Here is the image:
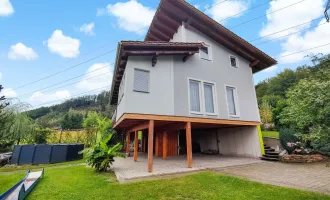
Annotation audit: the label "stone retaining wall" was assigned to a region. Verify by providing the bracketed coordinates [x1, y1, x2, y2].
[280, 154, 330, 163]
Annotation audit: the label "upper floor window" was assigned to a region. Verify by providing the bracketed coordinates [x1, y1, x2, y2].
[133, 69, 150, 93]
[118, 73, 125, 103]
[200, 43, 212, 61]
[229, 55, 238, 68]
[225, 86, 239, 117]
[189, 80, 202, 114]
[189, 78, 217, 115]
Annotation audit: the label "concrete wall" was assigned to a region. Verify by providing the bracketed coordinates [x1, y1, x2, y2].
[193, 126, 262, 158]
[173, 24, 260, 122]
[116, 56, 175, 118]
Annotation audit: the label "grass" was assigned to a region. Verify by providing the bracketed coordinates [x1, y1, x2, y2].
[0, 159, 85, 173]
[262, 131, 279, 139]
[0, 164, 329, 200]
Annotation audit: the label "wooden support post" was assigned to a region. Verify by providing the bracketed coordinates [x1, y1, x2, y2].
[141, 132, 144, 152]
[163, 131, 167, 159]
[148, 120, 154, 172]
[186, 122, 192, 168]
[134, 130, 138, 162]
[126, 132, 131, 155]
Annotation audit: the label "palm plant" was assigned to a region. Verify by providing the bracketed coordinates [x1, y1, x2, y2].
[81, 132, 125, 172]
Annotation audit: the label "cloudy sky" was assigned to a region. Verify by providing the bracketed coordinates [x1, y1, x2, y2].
[0, 0, 329, 107]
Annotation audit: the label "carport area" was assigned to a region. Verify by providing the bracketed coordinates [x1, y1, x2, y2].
[114, 113, 264, 174]
[113, 153, 264, 182]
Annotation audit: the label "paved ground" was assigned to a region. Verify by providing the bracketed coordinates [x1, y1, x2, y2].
[218, 162, 330, 195]
[112, 153, 264, 182]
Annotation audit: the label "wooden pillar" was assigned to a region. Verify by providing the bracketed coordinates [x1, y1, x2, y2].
[148, 120, 154, 172]
[126, 132, 131, 155]
[134, 130, 138, 161]
[186, 122, 192, 168]
[155, 132, 159, 157]
[163, 131, 167, 159]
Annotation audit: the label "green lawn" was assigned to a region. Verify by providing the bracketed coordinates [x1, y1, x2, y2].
[0, 159, 85, 173]
[0, 164, 329, 200]
[262, 131, 279, 139]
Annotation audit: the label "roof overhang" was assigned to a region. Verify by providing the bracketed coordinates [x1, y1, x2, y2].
[110, 41, 203, 105]
[145, 0, 277, 72]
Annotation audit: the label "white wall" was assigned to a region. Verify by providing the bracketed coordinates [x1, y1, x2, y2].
[122, 56, 175, 116]
[193, 126, 262, 158]
[173, 23, 260, 122]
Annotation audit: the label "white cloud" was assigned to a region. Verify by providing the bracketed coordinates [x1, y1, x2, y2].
[0, 88, 17, 98]
[260, 0, 325, 39]
[29, 90, 70, 105]
[263, 65, 278, 72]
[207, 0, 248, 23]
[76, 63, 113, 91]
[45, 30, 80, 58]
[194, 4, 200, 9]
[278, 19, 330, 63]
[79, 22, 95, 36]
[8, 43, 38, 60]
[106, 0, 155, 34]
[0, 0, 14, 16]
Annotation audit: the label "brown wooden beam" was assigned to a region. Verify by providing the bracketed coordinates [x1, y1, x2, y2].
[163, 131, 167, 160]
[153, 20, 177, 36]
[124, 50, 198, 56]
[134, 130, 138, 162]
[147, 34, 162, 41]
[186, 122, 192, 168]
[126, 132, 130, 155]
[148, 120, 154, 172]
[250, 60, 260, 67]
[150, 28, 171, 41]
[157, 12, 181, 28]
[127, 121, 150, 133]
[156, 122, 186, 132]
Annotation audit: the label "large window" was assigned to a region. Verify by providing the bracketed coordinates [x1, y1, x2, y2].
[200, 43, 212, 61]
[189, 80, 202, 113]
[203, 83, 215, 114]
[133, 69, 150, 93]
[189, 79, 217, 115]
[226, 86, 239, 117]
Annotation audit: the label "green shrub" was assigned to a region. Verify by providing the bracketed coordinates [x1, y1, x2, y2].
[80, 133, 125, 172]
[279, 128, 298, 154]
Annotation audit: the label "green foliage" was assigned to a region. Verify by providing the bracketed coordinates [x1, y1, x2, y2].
[259, 99, 273, 124]
[60, 108, 84, 130]
[35, 111, 63, 128]
[279, 128, 298, 154]
[81, 133, 124, 172]
[34, 128, 53, 144]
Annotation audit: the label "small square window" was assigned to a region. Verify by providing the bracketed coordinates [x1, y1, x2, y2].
[230, 55, 238, 68]
[133, 69, 150, 93]
[200, 43, 212, 61]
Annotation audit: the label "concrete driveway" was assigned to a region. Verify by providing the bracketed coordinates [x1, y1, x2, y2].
[218, 162, 330, 195]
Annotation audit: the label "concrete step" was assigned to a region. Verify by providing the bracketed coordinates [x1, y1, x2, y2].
[265, 148, 275, 152]
[263, 154, 279, 158]
[260, 156, 280, 161]
[265, 151, 280, 155]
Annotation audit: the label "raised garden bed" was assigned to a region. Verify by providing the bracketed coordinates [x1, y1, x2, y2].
[280, 154, 330, 163]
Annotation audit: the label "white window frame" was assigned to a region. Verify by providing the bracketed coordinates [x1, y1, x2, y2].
[187, 79, 203, 115]
[187, 78, 218, 116]
[224, 85, 240, 118]
[133, 68, 150, 93]
[199, 42, 212, 61]
[203, 81, 218, 116]
[118, 73, 125, 104]
[229, 54, 239, 68]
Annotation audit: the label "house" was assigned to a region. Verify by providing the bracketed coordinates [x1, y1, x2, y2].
[110, 0, 277, 172]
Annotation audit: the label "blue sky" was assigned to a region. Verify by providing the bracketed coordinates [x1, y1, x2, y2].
[0, 0, 329, 107]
